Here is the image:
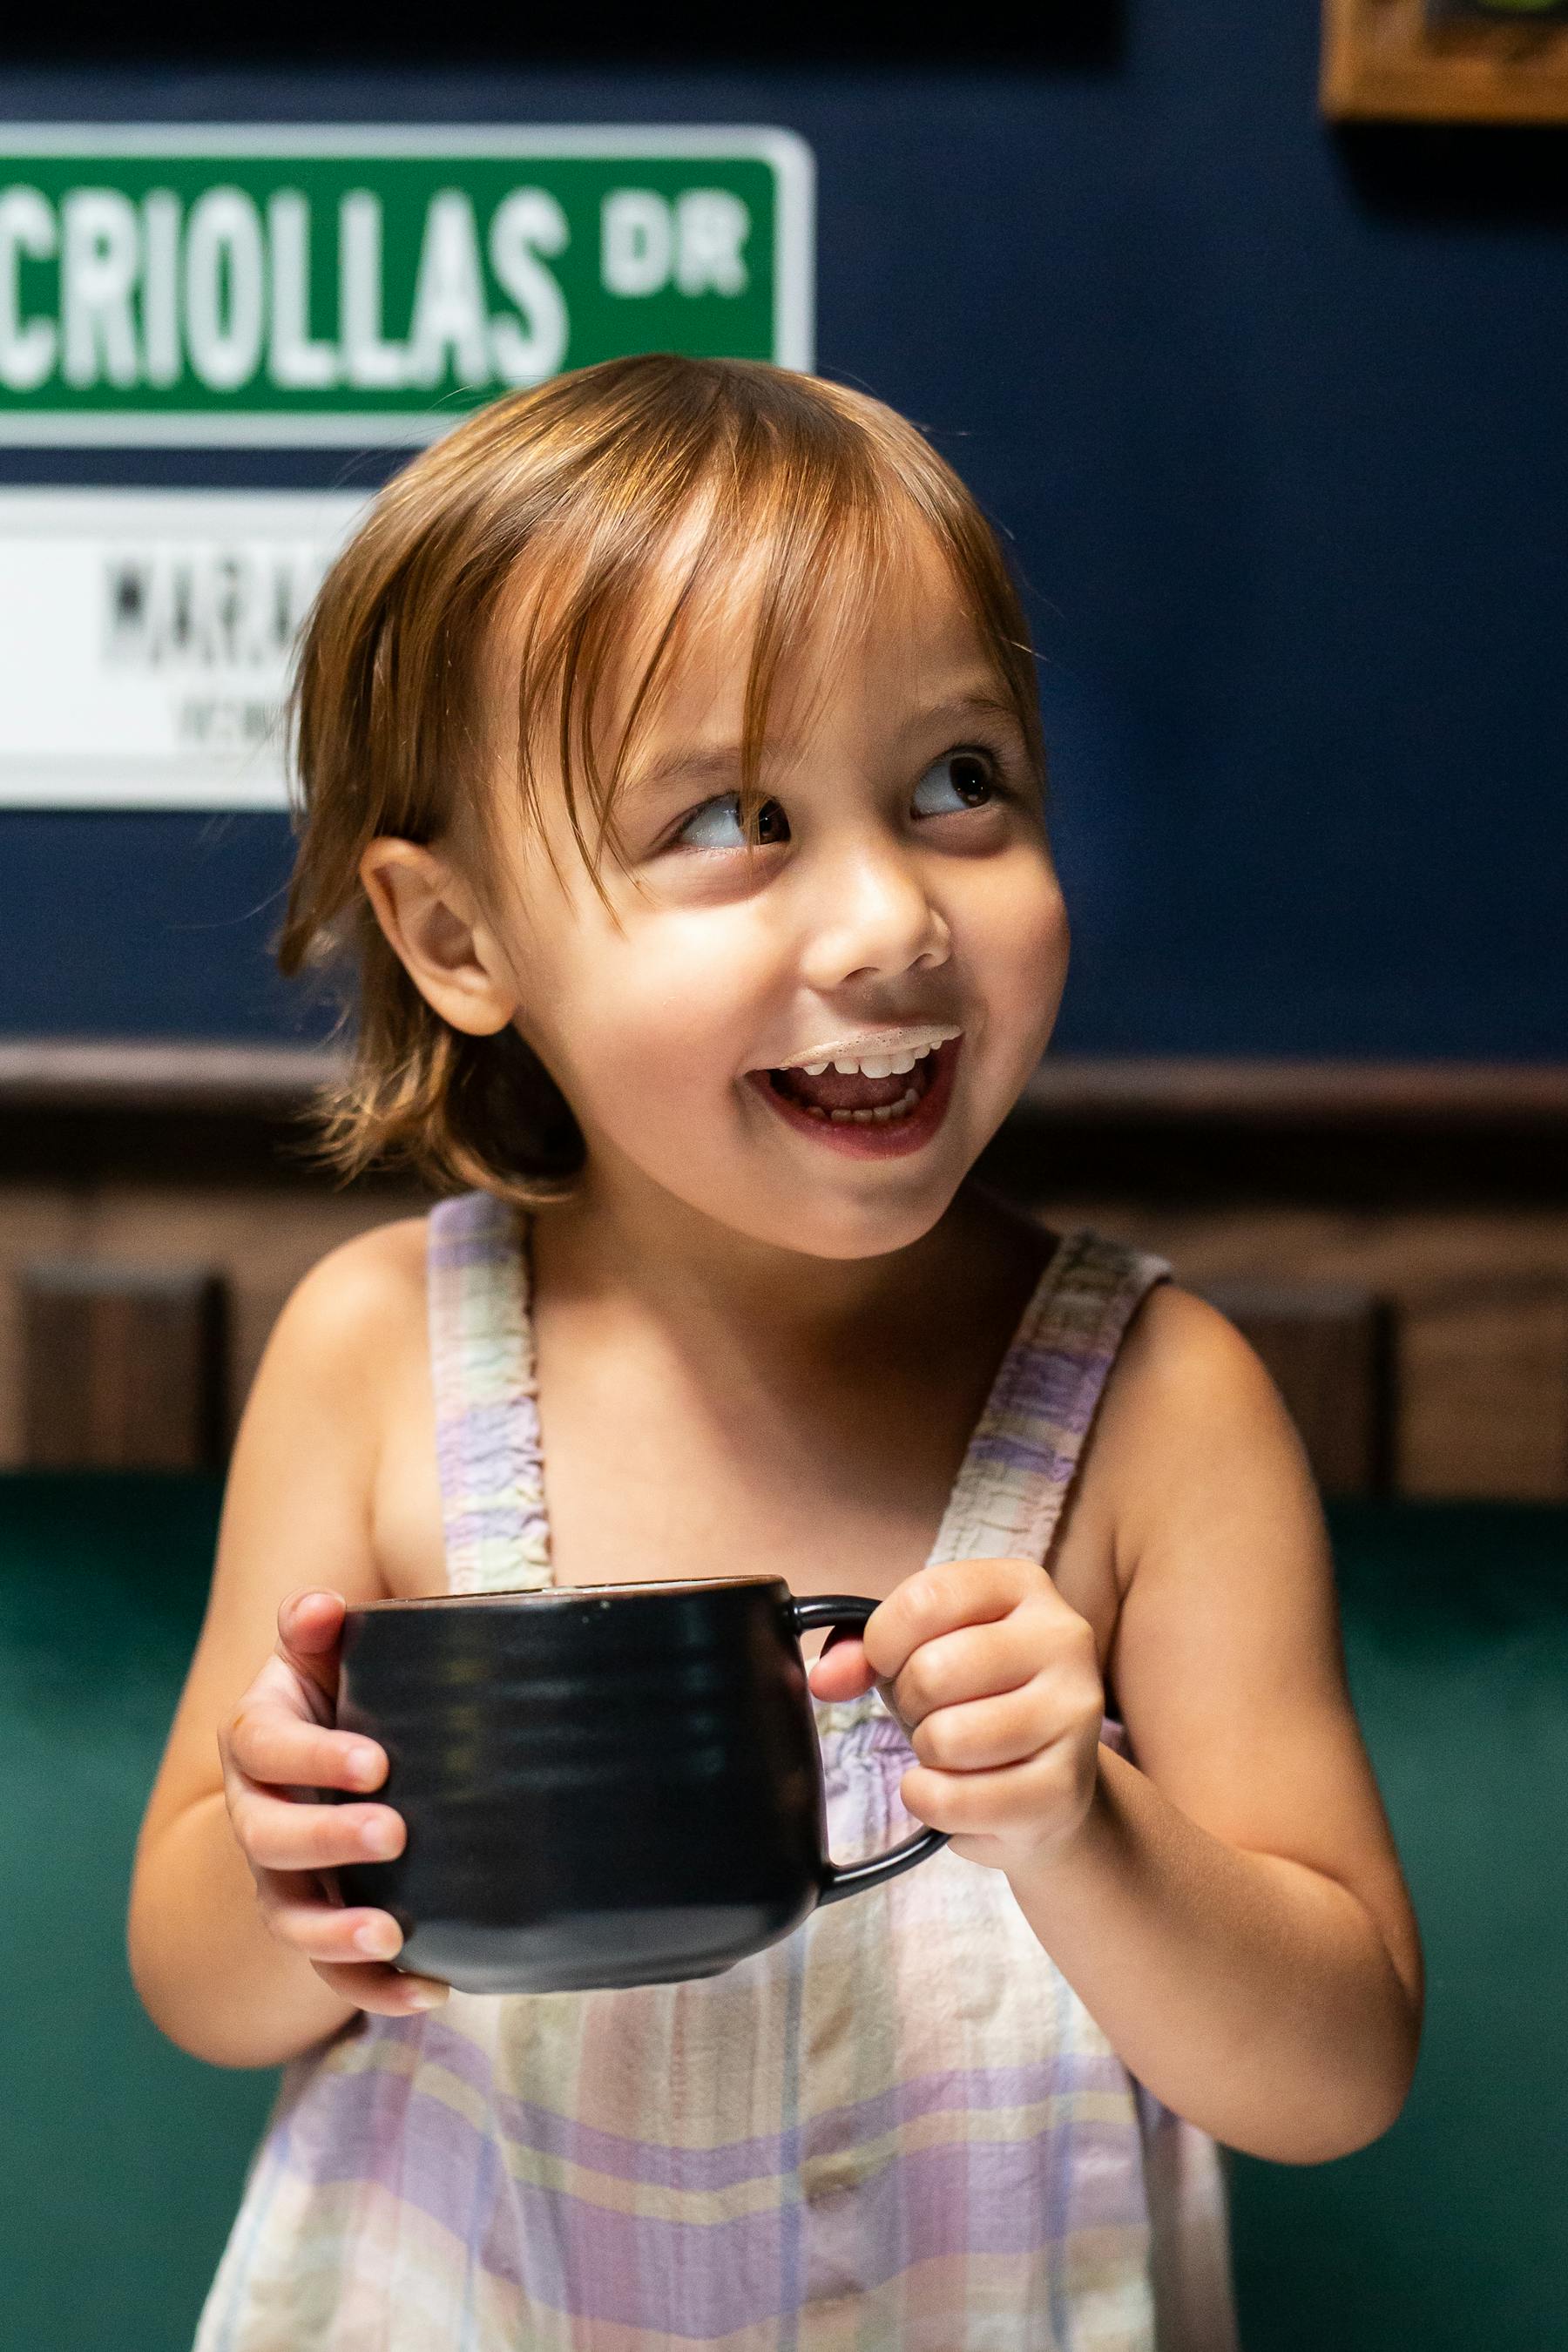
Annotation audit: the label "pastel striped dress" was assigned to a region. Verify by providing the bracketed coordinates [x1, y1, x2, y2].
[194, 1191, 1238, 2352]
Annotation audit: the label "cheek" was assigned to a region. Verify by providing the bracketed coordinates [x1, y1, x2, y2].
[550, 913, 771, 1126]
[1025, 877, 1071, 1018]
[963, 855, 1071, 1037]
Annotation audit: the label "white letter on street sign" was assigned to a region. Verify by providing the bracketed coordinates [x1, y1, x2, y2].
[408, 192, 490, 388]
[341, 192, 409, 389]
[0, 186, 57, 392]
[601, 190, 672, 298]
[676, 191, 749, 297]
[140, 191, 181, 388]
[63, 188, 139, 389]
[268, 191, 338, 391]
[489, 189, 569, 387]
[186, 187, 267, 392]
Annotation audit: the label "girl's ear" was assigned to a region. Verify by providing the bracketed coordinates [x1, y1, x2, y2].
[358, 839, 518, 1037]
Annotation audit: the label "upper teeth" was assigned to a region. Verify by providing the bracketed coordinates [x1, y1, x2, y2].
[798, 1039, 949, 1079]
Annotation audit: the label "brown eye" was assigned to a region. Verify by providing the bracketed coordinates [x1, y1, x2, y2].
[675, 793, 790, 850]
[912, 752, 997, 816]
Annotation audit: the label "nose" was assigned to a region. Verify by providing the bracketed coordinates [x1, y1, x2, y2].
[797, 840, 951, 992]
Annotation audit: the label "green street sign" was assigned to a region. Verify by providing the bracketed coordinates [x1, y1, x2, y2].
[0, 125, 814, 444]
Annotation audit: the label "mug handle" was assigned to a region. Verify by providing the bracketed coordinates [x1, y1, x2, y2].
[791, 1595, 949, 1906]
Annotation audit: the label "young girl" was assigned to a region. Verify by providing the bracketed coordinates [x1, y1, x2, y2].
[129, 355, 1421, 2352]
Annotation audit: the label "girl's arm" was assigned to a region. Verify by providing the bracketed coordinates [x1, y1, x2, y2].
[128, 1225, 447, 2070]
[814, 1286, 1423, 2164]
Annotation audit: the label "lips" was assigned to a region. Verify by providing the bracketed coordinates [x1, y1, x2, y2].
[745, 1036, 962, 1159]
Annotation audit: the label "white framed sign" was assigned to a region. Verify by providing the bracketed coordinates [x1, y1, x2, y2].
[0, 487, 368, 808]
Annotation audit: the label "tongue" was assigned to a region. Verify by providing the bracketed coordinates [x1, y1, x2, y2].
[774, 1064, 914, 1112]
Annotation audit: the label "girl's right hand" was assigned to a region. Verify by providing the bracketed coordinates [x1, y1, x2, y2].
[218, 1587, 449, 2017]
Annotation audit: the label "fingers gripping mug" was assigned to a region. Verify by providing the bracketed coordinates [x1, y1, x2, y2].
[328, 1579, 948, 1996]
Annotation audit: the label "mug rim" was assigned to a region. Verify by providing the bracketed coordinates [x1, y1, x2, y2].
[344, 1573, 789, 1614]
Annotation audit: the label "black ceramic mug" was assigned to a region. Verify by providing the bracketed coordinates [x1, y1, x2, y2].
[328, 1578, 947, 1996]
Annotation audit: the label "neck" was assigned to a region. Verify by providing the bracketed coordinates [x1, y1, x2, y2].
[531, 1163, 1009, 1361]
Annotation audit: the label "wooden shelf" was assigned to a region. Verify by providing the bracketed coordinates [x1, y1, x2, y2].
[1016, 1056, 1568, 1127]
[4, 1037, 1566, 1124]
[3, 1040, 1565, 1200]
[996, 1057, 1568, 1205]
[0, 1037, 344, 1116]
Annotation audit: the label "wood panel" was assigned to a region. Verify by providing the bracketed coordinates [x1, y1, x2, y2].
[1400, 1277, 1568, 1499]
[1196, 1281, 1396, 1497]
[0, 1187, 78, 1465]
[84, 1183, 429, 1459]
[21, 1262, 228, 1471]
[3, 1046, 1565, 1497]
[8, 1184, 1559, 1497]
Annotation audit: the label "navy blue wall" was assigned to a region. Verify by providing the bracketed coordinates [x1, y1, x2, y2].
[3, 3, 1565, 1054]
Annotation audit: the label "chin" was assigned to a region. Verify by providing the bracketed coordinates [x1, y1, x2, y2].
[753, 1173, 965, 1263]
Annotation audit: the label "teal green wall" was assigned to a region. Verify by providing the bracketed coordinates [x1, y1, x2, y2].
[2, 1478, 276, 2350]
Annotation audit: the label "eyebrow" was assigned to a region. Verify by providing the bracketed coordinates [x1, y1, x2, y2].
[912, 688, 1024, 733]
[625, 688, 1024, 803]
[625, 744, 752, 800]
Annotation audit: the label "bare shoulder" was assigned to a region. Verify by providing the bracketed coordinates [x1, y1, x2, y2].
[1072, 1277, 1320, 1590]
[270, 1213, 429, 1372]
[220, 1212, 436, 1584]
[245, 1213, 422, 1420]
[1105, 1279, 1288, 1440]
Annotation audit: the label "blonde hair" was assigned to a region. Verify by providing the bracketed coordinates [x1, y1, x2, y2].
[278, 354, 1045, 1204]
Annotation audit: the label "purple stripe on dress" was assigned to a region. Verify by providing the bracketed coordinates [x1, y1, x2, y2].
[520, 2176, 794, 2335]
[544, 2132, 1133, 2331]
[428, 1232, 512, 1272]
[997, 1345, 1105, 1438]
[428, 1193, 514, 1261]
[443, 1396, 538, 1453]
[802, 2123, 1147, 2308]
[287, 2072, 1144, 2329]
[434, 1420, 468, 1498]
[430, 1192, 506, 1238]
[294, 2024, 1132, 2201]
[441, 1508, 541, 1549]
[961, 1434, 1081, 1489]
[800, 2056, 1131, 2164]
[343, 2017, 800, 2196]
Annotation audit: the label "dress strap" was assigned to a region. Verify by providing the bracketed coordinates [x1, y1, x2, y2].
[928, 1227, 1170, 1570]
[426, 1193, 552, 1595]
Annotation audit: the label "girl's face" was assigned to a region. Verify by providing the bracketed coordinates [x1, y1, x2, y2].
[476, 528, 1070, 1263]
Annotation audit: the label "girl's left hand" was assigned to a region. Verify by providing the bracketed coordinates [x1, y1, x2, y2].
[807, 1558, 1105, 1873]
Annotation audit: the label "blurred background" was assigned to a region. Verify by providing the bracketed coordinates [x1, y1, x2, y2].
[2, 3, 1565, 2348]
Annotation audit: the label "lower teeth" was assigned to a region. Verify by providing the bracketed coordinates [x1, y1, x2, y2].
[804, 1085, 921, 1126]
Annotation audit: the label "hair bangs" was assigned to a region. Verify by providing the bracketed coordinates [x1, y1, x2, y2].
[498, 394, 901, 908]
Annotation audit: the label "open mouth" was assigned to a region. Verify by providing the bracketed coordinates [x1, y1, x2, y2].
[744, 1036, 962, 1158]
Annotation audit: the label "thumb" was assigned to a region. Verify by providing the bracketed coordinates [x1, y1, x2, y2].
[808, 1631, 878, 1701]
